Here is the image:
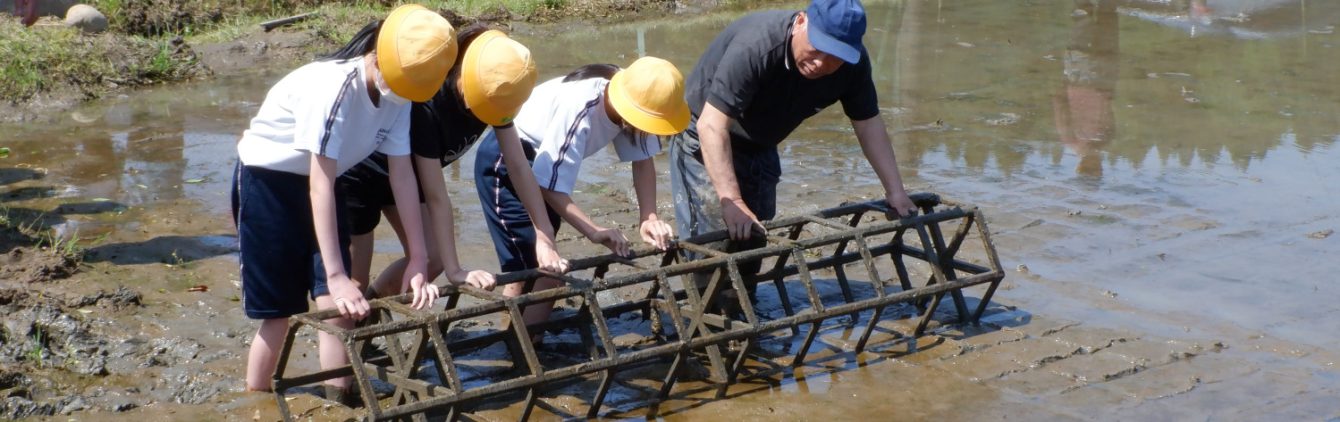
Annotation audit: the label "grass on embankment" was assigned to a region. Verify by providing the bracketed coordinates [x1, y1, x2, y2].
[125, 0, 563, 44]
[0, 19, 201, 102]
[0, 0, 561, 103]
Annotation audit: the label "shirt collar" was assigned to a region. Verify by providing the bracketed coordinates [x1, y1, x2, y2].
[784, 12, 797, 71]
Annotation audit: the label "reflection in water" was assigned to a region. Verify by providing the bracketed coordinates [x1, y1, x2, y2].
[118, 114, 187, 207]
[1124, 0, 1335, 39]
[0, 81, 261, 241]
[859, 0, 1339, 179]
[1054, 0, 1119, 177]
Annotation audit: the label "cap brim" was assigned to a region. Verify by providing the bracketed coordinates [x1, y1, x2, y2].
[608, 70, 689, 136]
[807, 27, 861, 64]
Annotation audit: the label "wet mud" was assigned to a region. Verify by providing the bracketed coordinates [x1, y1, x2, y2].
[4, 0, 1340, 420]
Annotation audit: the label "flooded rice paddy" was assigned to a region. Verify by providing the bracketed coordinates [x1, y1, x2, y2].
[2, 0, 1339, 419]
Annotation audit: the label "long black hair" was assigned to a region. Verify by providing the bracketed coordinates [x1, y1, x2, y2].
[563, 63, 620, 82]
[321, 20, 382, 62]
[447, 23, 492, 82]
[328, 21, 492, 84]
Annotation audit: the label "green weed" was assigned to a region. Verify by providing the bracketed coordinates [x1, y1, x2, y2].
[0, 20, 198, 101]
[140, 41, 178, 79]
[16, 212, 46, 235]
[40, 228, 85, 263]
[297, 0, 556, 45]
[63, 343, 82, 369]
[27, 327, 46, 367]
[188, 14, 271, 44]
[167, 249, 191, 269]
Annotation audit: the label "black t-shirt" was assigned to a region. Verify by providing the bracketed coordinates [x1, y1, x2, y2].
[410, 79, 489, 166]
[683, 10, 880, 151]
[338, 78, 488, 208]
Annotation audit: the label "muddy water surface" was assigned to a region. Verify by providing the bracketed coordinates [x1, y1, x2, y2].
[3, 0, 1339, 420]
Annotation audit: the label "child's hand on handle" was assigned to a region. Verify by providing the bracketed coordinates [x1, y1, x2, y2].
[589, 226, 630, 257]
[327, 275, 370, 320]
[639, 218, 674, 251]
[535, 239, 570, 276]
[449, 268, 497, 291]
[402, 261, 437, 310]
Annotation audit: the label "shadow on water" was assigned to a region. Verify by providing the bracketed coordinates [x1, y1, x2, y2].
[1, 185, 57, 203]
[623, 280, 1026, 419]
[631, 312, 1030, 421]
[408, 274, 1025, 419]
[85, 234, 237, 265]
[53, 200, 127, 215]
[0, 75, 256, 260]
[2, 162, 134, 251]
[0, 168, 42, 186]
[1, 165, 68, 254]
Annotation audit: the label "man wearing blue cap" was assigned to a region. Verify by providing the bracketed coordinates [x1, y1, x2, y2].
[670, 0, 916, 301]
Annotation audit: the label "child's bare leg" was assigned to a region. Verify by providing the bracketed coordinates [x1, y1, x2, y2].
[504, 276, 563, 327]
[370, 204, 444, 298]
[246, 317, 289, 392]
[349, 233, 375, 290]
[314, 295, 354, 389]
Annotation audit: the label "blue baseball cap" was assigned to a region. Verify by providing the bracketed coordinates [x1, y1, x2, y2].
[805, 0, 867, 64]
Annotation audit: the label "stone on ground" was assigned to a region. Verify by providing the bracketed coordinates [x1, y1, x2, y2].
[63, 4, 106, 33]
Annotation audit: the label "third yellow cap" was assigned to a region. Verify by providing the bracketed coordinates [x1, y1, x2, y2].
[607, 56, 689, 136]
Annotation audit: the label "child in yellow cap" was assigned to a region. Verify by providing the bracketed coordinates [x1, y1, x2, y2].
[231, 4, 453, 395]
[339, 25, 571, 301]
[473, 57, 690, 333]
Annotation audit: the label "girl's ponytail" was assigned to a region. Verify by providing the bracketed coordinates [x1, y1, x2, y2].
[320, 20, 382, 62]
[562, 63, 620, 82]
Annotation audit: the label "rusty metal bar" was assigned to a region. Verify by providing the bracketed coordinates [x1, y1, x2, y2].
[853, 233, 891, 354]
[766, 223, 805, 335]
[272, 194, 1004, 421]
[273, 321, 302, 422]
[308, 211, 971, 330]
[925, 210, 971, 323]
[271, 244, 989, 389]
[370, 272, 1000, 420]
[969, 208, 1006, 321]
[677, 241, 729, 258]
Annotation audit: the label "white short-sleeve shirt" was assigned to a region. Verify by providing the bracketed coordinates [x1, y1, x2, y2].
[515, 77, 660, 195]
[237, 57, 411, 176]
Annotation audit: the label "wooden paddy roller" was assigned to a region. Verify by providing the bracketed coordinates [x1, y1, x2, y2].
[272, 192, 1006, 421]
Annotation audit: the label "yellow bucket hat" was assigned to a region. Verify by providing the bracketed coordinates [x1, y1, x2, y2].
[376, 4, 457, 103]
[461, 30, 538, 126]
[607, 56, 690, 136]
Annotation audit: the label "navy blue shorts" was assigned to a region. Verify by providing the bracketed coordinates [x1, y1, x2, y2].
[337, 153, 431, 236]
[337, 160, 397, 236]
[473, 132, 562, 273]
[232, 163, 352, 319]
